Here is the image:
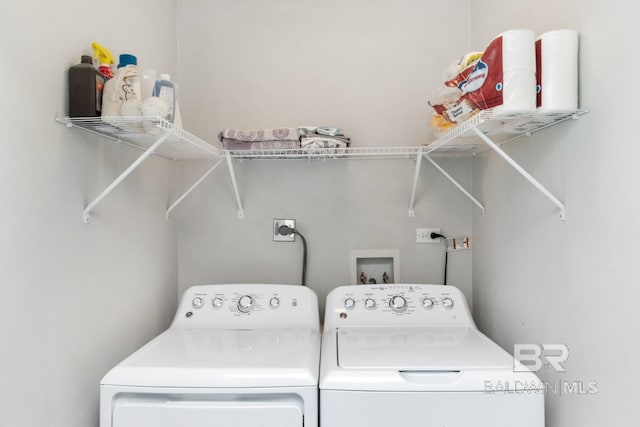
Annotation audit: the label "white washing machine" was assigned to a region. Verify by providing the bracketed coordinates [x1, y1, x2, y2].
[101, 284, 320, 427]
[320, 284, 544, 427]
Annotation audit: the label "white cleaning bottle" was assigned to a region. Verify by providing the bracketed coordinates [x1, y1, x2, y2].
[152, 74, 177, 123]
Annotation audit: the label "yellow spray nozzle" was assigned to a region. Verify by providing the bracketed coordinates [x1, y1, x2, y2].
[92, 42, 115, 65]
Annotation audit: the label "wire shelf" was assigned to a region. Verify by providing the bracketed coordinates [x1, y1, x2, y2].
[424, 108, 588, 155]
[57, 116, 221, 160]
[224, 146, 422, 160]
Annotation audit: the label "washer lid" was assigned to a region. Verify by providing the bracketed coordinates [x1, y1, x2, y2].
[102, 328, 320, 388]
[337, 327, 514, 370]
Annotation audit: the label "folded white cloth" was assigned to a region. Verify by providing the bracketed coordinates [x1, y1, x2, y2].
[300, 136, 348, 149]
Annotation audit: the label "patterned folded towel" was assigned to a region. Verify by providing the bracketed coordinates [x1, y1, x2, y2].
[222, 138, 300, 151]
[218, 128, 300, 142]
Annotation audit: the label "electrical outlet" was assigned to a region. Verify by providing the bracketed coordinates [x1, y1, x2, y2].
[273, 219, 296, 242]
[416, 228, 441, 243]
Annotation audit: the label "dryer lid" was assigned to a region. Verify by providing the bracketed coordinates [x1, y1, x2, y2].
[102, 328, 320, 388]
[336, 327, 514, 370]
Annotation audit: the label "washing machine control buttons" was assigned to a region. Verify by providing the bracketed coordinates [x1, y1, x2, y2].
[237, 295, 255, 313]
[192, 297, 204, 309]
[344, 298, 356, 309]
[389, 295, 408, 312]
[212, 297, 224, 308]
[442, 297, 454, 309]
[422, 297, 434, 309]
[364, 298, 376, 309]
[269, 297, 280, 308]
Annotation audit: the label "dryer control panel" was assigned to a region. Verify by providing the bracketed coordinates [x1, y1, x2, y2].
[172, 284, 319, 331]
[324, 284, 474, 329]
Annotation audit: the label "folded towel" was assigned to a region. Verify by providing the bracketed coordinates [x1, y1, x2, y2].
[301, 136, 349, 149]
[219, 128, 300, 142]
[299, 126, 342, 136]
[222, 138, 300, 151]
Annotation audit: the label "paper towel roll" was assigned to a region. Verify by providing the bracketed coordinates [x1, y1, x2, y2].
[460, 29, 536, 118]
[536, 29, 579, 111]
[499, 29, 536, 116]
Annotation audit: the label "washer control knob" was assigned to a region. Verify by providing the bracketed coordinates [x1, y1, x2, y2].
[192, 297, 204, 309]
[364, 298, 376, 309]
[237, 295, 254, 313]
[422, 298, 434, 309]
[269, 297, 280, 308]
[344, 298, 356, 310]
[389, 295, 408, 312]
[442, 297, 454, 309]
[212, 297, 223, 308]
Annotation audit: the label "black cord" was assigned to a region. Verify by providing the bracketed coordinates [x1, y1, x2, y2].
[296, 231, 307, 287]
[278, 225, 308, 286]
[431, 232, 448, 286]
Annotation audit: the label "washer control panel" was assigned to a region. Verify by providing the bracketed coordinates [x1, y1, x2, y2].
[326, 284, 473, 328]
[174, 284, 319, 330]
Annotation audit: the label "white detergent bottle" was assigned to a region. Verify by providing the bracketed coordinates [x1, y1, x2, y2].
[152, 74, 176, 123]
[102, 54, 142, 118]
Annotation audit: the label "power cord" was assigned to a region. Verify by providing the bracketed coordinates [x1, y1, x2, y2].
[431, 232, 448, 286]
[278, 225, 307, 287]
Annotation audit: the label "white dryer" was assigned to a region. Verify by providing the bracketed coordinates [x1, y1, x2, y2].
[320, 284, 544, 427]
[101, 284, 320, 427]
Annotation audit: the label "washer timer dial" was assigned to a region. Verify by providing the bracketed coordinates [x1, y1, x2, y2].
[389, 295, 408, 312]
[237, 295, 255, 313]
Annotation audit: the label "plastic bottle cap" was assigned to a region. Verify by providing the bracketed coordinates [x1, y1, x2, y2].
[160, 73, 171, 81]
[118, 54, 138, 68]
[81, 55, 93, 64]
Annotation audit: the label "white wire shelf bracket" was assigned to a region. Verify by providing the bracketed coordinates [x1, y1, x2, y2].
[57, 116, 222, 223]
[425, 154, 485, 215]
[225, 153, 245, 219]
[413, 108, 586, 220]
[471, 126, 566, 220]
[166, 158, 225, 220]
[407, 149, 485, 218]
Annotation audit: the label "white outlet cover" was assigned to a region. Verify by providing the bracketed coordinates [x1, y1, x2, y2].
[416, 228, 441, 243]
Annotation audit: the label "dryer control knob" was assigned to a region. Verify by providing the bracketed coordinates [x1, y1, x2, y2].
[364, 298, 376, 309]
[212, 297, 224, 308]
[238, 295, 255, 312]
[389, 295, 408, 312]
[192, 297, 204, 309]
[422, 298, 434, 309]
[442, 297, 454, 309]
[269, 297, 280, 308]
[344, 298, 356, 310]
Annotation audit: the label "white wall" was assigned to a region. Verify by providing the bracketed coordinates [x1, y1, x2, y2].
[470, 1, 639, 426]
[0, 1, 179, 426]
[175, 0, 474, 313]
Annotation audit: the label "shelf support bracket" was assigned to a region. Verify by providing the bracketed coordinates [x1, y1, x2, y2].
[424, 154, 485, 215]
[83, 131, 171, 223]
[225, 153, 245, 219]
[408, 146, 424, 217]
[470, 126, 566, 220]
[165, 158, 225, 220]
